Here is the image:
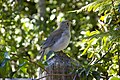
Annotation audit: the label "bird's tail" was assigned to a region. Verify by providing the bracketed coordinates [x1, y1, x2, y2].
[39, 48, 45, 61]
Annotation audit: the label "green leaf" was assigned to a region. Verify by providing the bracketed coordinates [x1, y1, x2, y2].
[109, 76, 120, 80]
[0, 60, 11, 78]
[80, 71, 87, 80]
[95, 63, 107, 73]
[0, 52, 10, 67]
[37, 61, 45, 69]
[21, 67, 27, 73]
[0, 59, 8, 67]
[82, 38, 95, 55]
[87, 52, 94, 58]
[87, 5, 94, 12]
[93, 3, 101, 12]
[92, 71, 100, 80]
[87, 74, 93, 80]
[77, 68, 84, 74]
[86, 65, 91, 76]
[0, 39, 5, 45]
[19, 62, 26, 67]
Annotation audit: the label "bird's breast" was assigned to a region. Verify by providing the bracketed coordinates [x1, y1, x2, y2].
[50, 31, 71, 52]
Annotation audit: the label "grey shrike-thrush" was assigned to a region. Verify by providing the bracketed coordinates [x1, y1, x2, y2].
[39, 20, 71, 60]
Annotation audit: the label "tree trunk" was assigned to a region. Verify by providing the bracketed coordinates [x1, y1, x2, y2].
[40, 52, 75, 80]
[38, 0, 45, 18]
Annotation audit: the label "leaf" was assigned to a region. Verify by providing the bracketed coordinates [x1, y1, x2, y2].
[0, 59, 8, 67]
[21, 67, 27, 73]
[0, 60, 11, 78]
[92, 71, 100, 80]
[87, 52, 94, 58]
[4, 52, 10, 60]
[95, 63, 107, 73]
[80, 71, 87, 80]
[82, 38, 95, 55]
[100, 16, 105, 21]
[46, 51, 55, 60]
[87, 74, 93, 80]
[77, 68, 84, 74]
[37, 61, 45, 69]
[77, 2, 96, 13]
[84, 30, 120, 41]
[10, 71, 17, 78]
[109, 76, 120, 80]
[86, 65, 91, 76]
[87, 5, 94, 12]
[93, 3, 101, 12]
[0, 39, 5, 45]
[19, 62, 26, 67]
[11, 46, 16, 52]
[0, 52, 10, 67]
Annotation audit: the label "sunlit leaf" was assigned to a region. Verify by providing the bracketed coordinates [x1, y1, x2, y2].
[93, 3, 101, 12]
[100, 16, 105, 21]
[82, 38, 95, 55]
[1, 0, 120, 79]
[109, 76, 120, 80]
[21, 67, 27, 73]
[87, 52, 94, 58]
[87, 5, 94, 12]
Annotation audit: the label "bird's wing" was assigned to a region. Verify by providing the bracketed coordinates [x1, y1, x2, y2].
[39, 29, 62, 61]
[42, 29, 63, 49]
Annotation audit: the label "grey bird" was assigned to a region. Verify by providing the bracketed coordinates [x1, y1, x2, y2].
[39, 20, 71, 60]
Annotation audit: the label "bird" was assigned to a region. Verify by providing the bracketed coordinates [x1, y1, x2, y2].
[39, 20, 71, 61]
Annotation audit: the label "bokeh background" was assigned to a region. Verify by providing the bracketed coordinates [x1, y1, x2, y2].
[0, 0, 120, 79]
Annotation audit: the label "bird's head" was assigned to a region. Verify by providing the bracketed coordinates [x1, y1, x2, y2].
[59, 20, 71, 31]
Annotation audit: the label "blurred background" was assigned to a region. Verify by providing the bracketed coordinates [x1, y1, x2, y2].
[0, 0, 120, 79]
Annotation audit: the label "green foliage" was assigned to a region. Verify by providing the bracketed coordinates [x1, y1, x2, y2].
[0, 0, 120, 79]
[71, 0, 120, 79]
[109, 76, 120, 80]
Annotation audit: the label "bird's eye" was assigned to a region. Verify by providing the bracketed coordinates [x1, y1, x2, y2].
[66, 22, 69, 26]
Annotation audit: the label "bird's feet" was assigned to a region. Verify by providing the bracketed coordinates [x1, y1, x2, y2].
[57, 50, 64, 53]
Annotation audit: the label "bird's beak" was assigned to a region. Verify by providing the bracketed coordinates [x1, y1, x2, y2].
[68, 20, 72, 24]
[68, 20, 72, 26]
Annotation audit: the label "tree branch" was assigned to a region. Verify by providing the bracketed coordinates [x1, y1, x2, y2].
[94, 47, 112, 64]
[23, 58, 49, 73]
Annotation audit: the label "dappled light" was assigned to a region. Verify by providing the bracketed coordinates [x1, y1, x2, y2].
[0, 0, 120, 79]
